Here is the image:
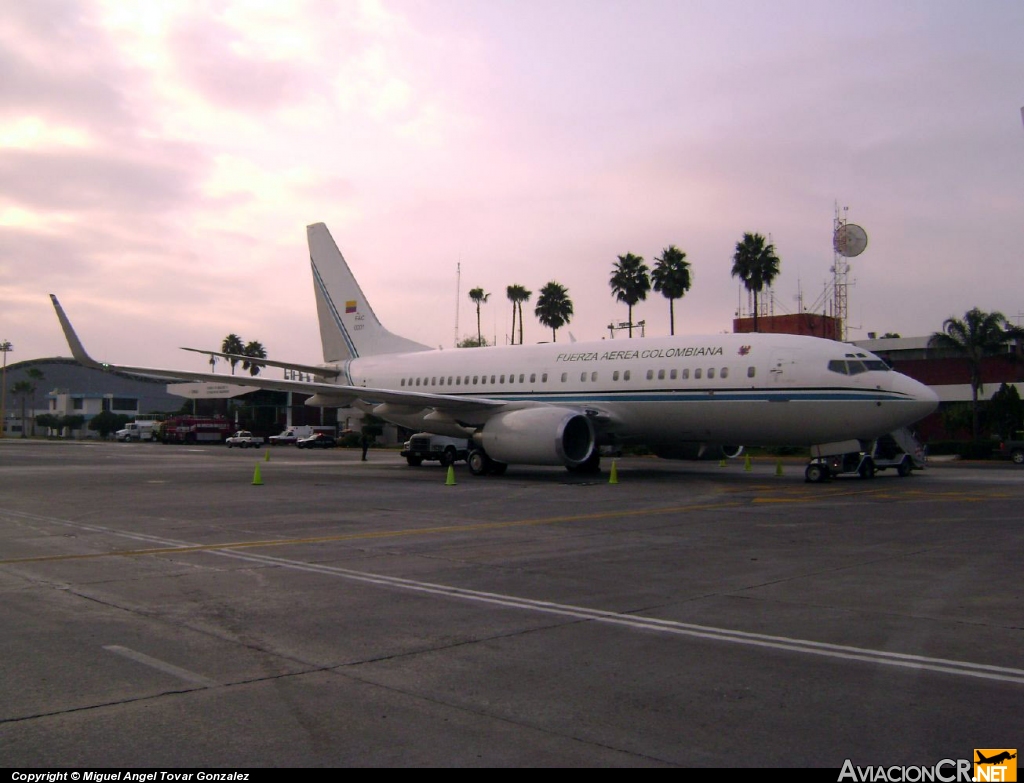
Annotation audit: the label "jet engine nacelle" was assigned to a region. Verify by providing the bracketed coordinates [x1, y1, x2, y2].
[478, 407, 596, 468]
[651, 443, 744, 461]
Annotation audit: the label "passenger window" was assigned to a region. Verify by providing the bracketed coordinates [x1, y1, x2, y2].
[708, 368, 715, 379]
[416, 378, 421, 386]
[431, 377, 436, 385]
[591, 372, 597, 382]
[721, 367, 729, 379]
[682, 369, 689, 380]
[624, 370, 631, 381]
[401, 379, 406, 387]
[500, 375, 505, 383]
[490, 375, 496, 384]
[580, 372, 587, 382]
[613, 370, 620, 381]
[473, 376, 478, 384]
[456, 377, 461, 386]
[530, 373, 536, 383]
[694, 368, 702, 380]
[519, 374, 525, 383]
[658, 369, 665, 380]
[542, 373, 548, 382]
[448, 376, 453, 385]
[670, 369, 677, 380]
[646, 370, 654, 380]
[747, 367, 756, 378]
[561, 372, 568, 382]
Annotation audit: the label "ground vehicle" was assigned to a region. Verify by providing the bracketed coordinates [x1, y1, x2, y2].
[401, 433, 471, 466]
[804, 428, 926, 482]
[996, 433, 1024, 464]
[297, 433, 336, 448]
[115, 421, 158, 442]
[269, 426, 316, 445]
[226, 430, 264, 448]
[156, 416, 233, 444]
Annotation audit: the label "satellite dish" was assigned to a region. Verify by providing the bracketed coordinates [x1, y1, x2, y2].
[833, 223, 868, 257]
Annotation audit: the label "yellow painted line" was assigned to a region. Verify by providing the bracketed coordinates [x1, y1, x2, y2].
[4, 481, 1018, 567]
[0, 499, 746, 566]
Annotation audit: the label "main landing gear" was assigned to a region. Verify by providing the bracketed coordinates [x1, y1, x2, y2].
[467, 449, 507, 476]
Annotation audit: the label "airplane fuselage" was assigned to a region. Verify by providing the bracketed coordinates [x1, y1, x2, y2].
[342, 332, 936, 447]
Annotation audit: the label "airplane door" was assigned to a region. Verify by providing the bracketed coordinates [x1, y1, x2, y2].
[769, 350, 799, 385]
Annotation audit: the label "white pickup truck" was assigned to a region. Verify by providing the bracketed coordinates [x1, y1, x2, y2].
[225, 430, 264, 448]
[401, 433, 471, 467]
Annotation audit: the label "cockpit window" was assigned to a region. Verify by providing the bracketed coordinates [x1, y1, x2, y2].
[830, 358, 891, 375]
[828, 360, 848, 375]
[846, 360, 867, 375]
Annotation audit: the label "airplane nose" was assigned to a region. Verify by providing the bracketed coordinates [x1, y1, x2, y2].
[896, 373, 939, 422]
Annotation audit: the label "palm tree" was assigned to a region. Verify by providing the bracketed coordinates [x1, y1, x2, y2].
[534, 282, 573, 342]
[651, 245, 692, 336]
[731, 233, 780, 332]
[929, 308, 1024, 440]
[609, 253, 650, 337]
[221, 334, 244, 374]
[506, 284, 531, 344]
[25, 368, 44, 436]
[241, 341, 267, 377]
[468, 288, 489, 347]
[11, 380, 33, 438]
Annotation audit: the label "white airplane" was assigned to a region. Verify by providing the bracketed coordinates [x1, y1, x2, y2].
[51, 222, 938, 478]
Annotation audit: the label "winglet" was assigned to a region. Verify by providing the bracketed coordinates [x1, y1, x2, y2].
[50, 295, 105, 370]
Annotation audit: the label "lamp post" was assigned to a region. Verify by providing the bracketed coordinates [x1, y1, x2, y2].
[0, 341, 12, 439]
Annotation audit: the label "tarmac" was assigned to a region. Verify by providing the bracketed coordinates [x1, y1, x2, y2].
[1, 439, 1021, 767]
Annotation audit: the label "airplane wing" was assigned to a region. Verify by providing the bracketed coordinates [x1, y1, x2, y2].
[50, 295, 504, 415]
[179, 347, 342, 379]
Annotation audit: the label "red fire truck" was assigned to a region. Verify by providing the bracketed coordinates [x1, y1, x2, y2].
[156, 416, 233, 444]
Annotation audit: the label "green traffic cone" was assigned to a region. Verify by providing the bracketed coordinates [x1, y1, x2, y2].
[252, 463, 264, 486]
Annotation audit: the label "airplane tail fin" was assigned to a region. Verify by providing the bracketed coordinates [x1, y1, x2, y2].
[307, 223, 430, 361]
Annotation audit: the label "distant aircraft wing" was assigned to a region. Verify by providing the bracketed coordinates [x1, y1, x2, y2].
[51, 295, 504, 415]
[179, 347, 342, 379]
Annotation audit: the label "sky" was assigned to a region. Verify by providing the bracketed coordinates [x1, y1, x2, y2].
[2, 0, 1023, 370]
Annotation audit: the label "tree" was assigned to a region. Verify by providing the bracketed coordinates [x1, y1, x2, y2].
[534, 282, 573, 342]
[731, 233, 780, 333]
[469, 288, 490, 347]
[35, 413, 60, 436]
[651, 245, 692, 336]
[25, 368, 44, 436]
[609, 253, 650, 338]
[221, 334, 244, 374]
[506, 284, 531, 345]
[929, 308, 1024, 440]
[59, 414, 85, 438]
[10, 380, 33, 438]
[88, 410, 131, 439]
[242, 341, 267, 377]
[987, 383, 1024, 440]
[457, 336, 489, 348]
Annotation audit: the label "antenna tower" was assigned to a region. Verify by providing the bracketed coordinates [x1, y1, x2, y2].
[454, 261, 461, 348]
[831, 203, 868, 341]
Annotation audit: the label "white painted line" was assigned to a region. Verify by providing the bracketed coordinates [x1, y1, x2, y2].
[215, 549, 1024, 687]
[10, 509, 1024, 687]
[104, 645, 218, 688]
